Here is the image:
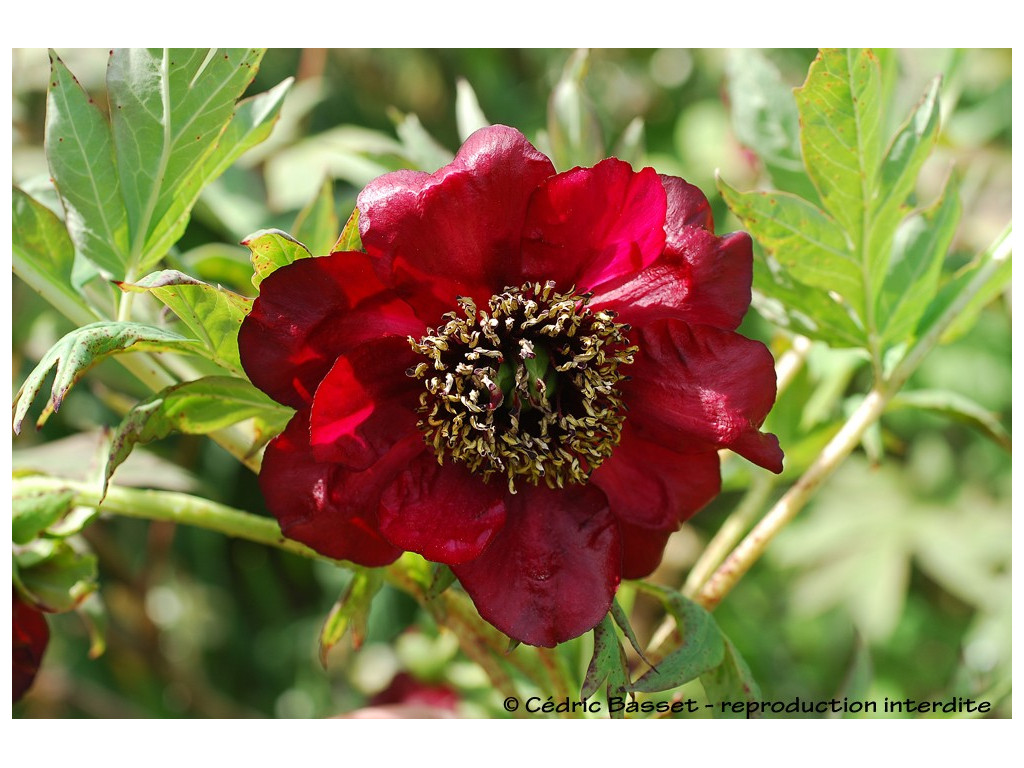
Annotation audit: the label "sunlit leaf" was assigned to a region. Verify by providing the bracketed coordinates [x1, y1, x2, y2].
[242, 228, 313, 289]
[45, 51, 130, 278]
[332, 209, 362, 253]
[120, 269, 252, 374]
[13, 322, 199, 433]
[547, 49, 603, 171]
[455, 78, 490, 142]
[292, 177, 339, 256]
[391, 110, 454, 171]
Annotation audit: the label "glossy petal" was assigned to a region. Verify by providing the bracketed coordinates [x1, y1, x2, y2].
[259, 409, 417, 566]
[378, 454, 508, 565]
[592, 424, 721, 530]
[358, 125, 555, 321]
[625, 320, 784, 473]
[662, 174, 714, 238]
[520, 158, 667, 292]
[239, 251, 422, 409]
[310, 336, 420, 469]
[590, 229, 753, 331]
[452, 484, 619, 647]
[13, 594, 49, 703]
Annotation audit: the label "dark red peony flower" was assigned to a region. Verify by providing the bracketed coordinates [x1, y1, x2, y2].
[13, 592, 49, 702]
[239, 126, 782, 647]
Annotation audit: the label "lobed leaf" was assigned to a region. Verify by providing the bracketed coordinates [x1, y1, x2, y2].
[630, 584, 725, 693]
[107, 48, 265, 272]
[45, 51, 131, 278]
[243, 228, 313, 289]
[104, 376, 292, 491]
[119, 270, 252, 375]
[13, 322, 200, 433]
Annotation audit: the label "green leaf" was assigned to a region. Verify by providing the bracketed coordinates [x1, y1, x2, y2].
[119, 270, 252, 374]
[794, 49, 882, 247]
[77, 591, 109, 659]
[609, 598, 651, 665]
[15, 539, 98, 613]
[630, 584, 725, 693]
[12, 186, 75, 285]
[868, 77, 942, 299]
[12, 489, 76, 545]
[318, 570, 385, 668]
[242, 228, 313, 289]
[725, 49, 818, 200]
[106, 48, 265, 273]
[141, 76, 292, 271]
[877, 178, 960, 346]
[700, 636, 762, 718]
[581, 615, 630, 718]
[719, 178, 863, 311]
[391, 109, 454, 171]
[332, 209, 363, 253]
[13, 322, 200, 433]
[105, 376, 292, 491]
[547, 49, 604, 171]
[611, 117, 645, 168]
[45, 51, 131, 278]
[292, 177, 339, 256]
[455, 78, 490, 142]
[889, 389, 1011, 452]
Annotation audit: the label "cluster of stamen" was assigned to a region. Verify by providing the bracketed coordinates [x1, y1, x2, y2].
[407, 281, 637, 492]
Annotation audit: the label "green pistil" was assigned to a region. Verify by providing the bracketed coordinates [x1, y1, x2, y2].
[407, 281, 636, 492]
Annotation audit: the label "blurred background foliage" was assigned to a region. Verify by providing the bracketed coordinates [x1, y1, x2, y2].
[11, 48, 1011, 717]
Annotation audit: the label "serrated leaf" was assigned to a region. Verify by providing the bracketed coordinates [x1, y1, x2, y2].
[631, 584, 725, 693]
[45, 51, 131, 278]
[391, 110, 454, 171]
[877, 178, 960, 346]
[455, 78, 490, 142]
[243, 228, 313, 289]
[141, 76, 292, 270]
[105, 376, 292, 491]
[15, 539, 98, 614]
[292, 177, 339, 256]
[795, 49, 882, 247]
[13, 322, 200, 433]
[119, 270, 252, 374]
[700, 636, 762, 718]
[719, 178, 864, 313]
[318, 570, 384, 667]
[12, 489, 76, 545]
[889, 389, 1010, 451]
[332, 209, 362, 253]
[581, 615, 630, 718]
[106, 48, 265, 274]
[725, 49, 818, 200]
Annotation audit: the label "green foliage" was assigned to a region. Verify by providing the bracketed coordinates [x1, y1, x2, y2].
[318, 570, 385, 667]
[243, 228, 313, 288]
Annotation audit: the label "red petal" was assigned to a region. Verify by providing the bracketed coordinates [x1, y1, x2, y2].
[358, 125, 555, 321]
[13, 593, 49, 703]
[626, 320, 784, 473]
[239, 252, 422, 409]
[618, 521, 674, 580]
[452, 484, 619, 647]
[520, 159, 667, 292]
[662, 174, 714, 237]
[259, 409, 417, 566]
[310, 336, 420, 470]
[592, 424, 721, 530]
[590, 228, 752, 332]
[378, 454, 508, 565]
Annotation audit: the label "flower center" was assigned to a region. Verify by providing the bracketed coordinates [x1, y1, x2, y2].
[407, 281, 637, 492]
